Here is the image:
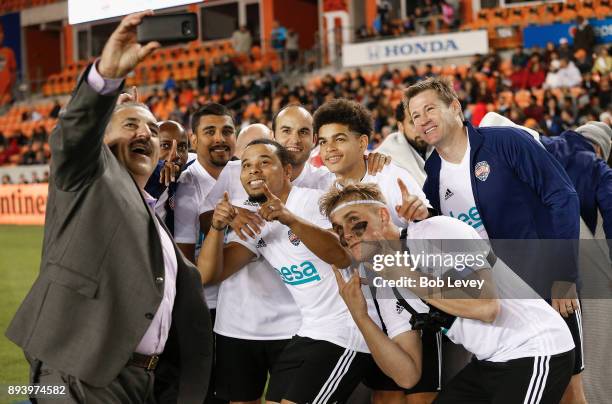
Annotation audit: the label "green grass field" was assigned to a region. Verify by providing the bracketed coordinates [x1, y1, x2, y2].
[0, 225, 43, 403]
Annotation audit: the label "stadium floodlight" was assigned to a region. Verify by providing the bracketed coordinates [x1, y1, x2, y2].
[68, 0, 201, 25]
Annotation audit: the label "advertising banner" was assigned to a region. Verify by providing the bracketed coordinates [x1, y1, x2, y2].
[0, 184, 47, 225]
[342, 30, 489, 68]
[523, 18, 612, 48]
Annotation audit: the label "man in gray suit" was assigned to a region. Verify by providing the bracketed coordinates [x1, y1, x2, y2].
[5, 11, 213, 403]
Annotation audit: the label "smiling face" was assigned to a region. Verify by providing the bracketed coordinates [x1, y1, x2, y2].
[240, 143, 291, 203]
[330, 203, 390, 261]
[318, 123, 368, 178]
[105, 105, 160, 186]
[193, 114, 236, 169]
[408, 89, 463, 147]
[273, 106, 315, 168]
[158, 121, 189, 168]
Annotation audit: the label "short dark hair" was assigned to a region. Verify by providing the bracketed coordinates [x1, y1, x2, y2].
[272, 103, 310, 133]
[395, 100, 406, 123]
[313, 99, 373, 139]
[191, 103, 234, 134]
[245, 138, 292, 166]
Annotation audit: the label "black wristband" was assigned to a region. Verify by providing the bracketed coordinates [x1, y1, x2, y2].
[211, 223, 227, 232]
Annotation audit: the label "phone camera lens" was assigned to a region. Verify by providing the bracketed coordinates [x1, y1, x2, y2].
[182, 21, 193, 36]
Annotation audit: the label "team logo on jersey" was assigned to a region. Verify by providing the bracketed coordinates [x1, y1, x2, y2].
[474, 161, 491, 182]
[243, 199, 260, 207]
[444, 188, 454, 200]
[288, 230, 301, 246]
[395, 301, 405, 314]
[256, 238, 267, 249]
[276, 260, 321, 285]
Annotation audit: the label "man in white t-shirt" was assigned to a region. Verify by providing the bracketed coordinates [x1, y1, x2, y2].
[200, 124, 301, 404]
[174, 102, 236, 404]
[200, 113, 393, 402]
[314, 98, 439, 403]
[320, 182, 576, 404]
[406, 77, 585, 404]
[198, 139, 376, 404]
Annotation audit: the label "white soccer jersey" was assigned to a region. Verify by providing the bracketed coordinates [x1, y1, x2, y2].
[205, 160, 302, 340]
[227, 186, 371, 352]
[357, 161, 431, 227]
[377, 216, 575, 362]
[174, 159, 218, 308]
[292, 161, 336, 190]
[439, 137, 489, 239]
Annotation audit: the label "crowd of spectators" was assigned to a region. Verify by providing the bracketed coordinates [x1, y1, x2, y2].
[357, 0, 459, 41]
[1, 170, 48, 185]
[1, 37, 611, 171]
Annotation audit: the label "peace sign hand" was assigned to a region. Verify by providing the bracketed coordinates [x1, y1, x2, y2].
[333, 265, 369, 321]
[160, 139, 181, 186]
[396, 178, 428, 222]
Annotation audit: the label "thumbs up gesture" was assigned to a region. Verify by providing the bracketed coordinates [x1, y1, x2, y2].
[212, 192, 237, 231]
[258, 183, 295, 226]
[396, 178, 429, 222]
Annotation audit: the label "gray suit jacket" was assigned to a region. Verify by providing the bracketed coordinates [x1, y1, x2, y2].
[5, 65, 213, 403]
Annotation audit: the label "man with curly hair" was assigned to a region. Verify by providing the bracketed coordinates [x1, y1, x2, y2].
[313, 98, 437, 403]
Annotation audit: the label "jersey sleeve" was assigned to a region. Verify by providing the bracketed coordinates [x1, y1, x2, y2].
[174, 172, 200, 244]
[377, 298, 414, 339]
[202, 165, 232, 214]
[305, 189, 332, 228]
[225, 229, 261, 258]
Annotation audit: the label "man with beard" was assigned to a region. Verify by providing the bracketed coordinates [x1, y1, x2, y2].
[174, 102, 236, 404]
[406, 77, 584, 404]
[200, 124, 301, 404]
[198, 139, 379, 404]
[5, 11, 212, 402]
[375, 100, 430, 187]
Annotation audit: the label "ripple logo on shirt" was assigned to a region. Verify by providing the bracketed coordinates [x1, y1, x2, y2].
[288, 230, 301, 246]
[474, 161, 491, 181]
[276, 260, 321, 285]
[449, 206, 483, 230]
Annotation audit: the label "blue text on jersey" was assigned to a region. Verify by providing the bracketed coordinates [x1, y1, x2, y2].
[276, 260, 321, 285]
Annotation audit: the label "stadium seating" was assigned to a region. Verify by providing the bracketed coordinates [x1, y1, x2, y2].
[1, 0, 610, 171]
[0, 0, 60, 14]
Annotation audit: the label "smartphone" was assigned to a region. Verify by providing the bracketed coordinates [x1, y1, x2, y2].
[137, 12, 198, 46]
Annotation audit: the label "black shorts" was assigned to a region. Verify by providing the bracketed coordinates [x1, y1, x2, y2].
[266, 336, 371, 404]
[362, 329, 442, 395]
[564, 302, 584, 375]
[215, 334, 290, 401]
[434, 349, 575, 404]
[206, 309, 228, 404]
